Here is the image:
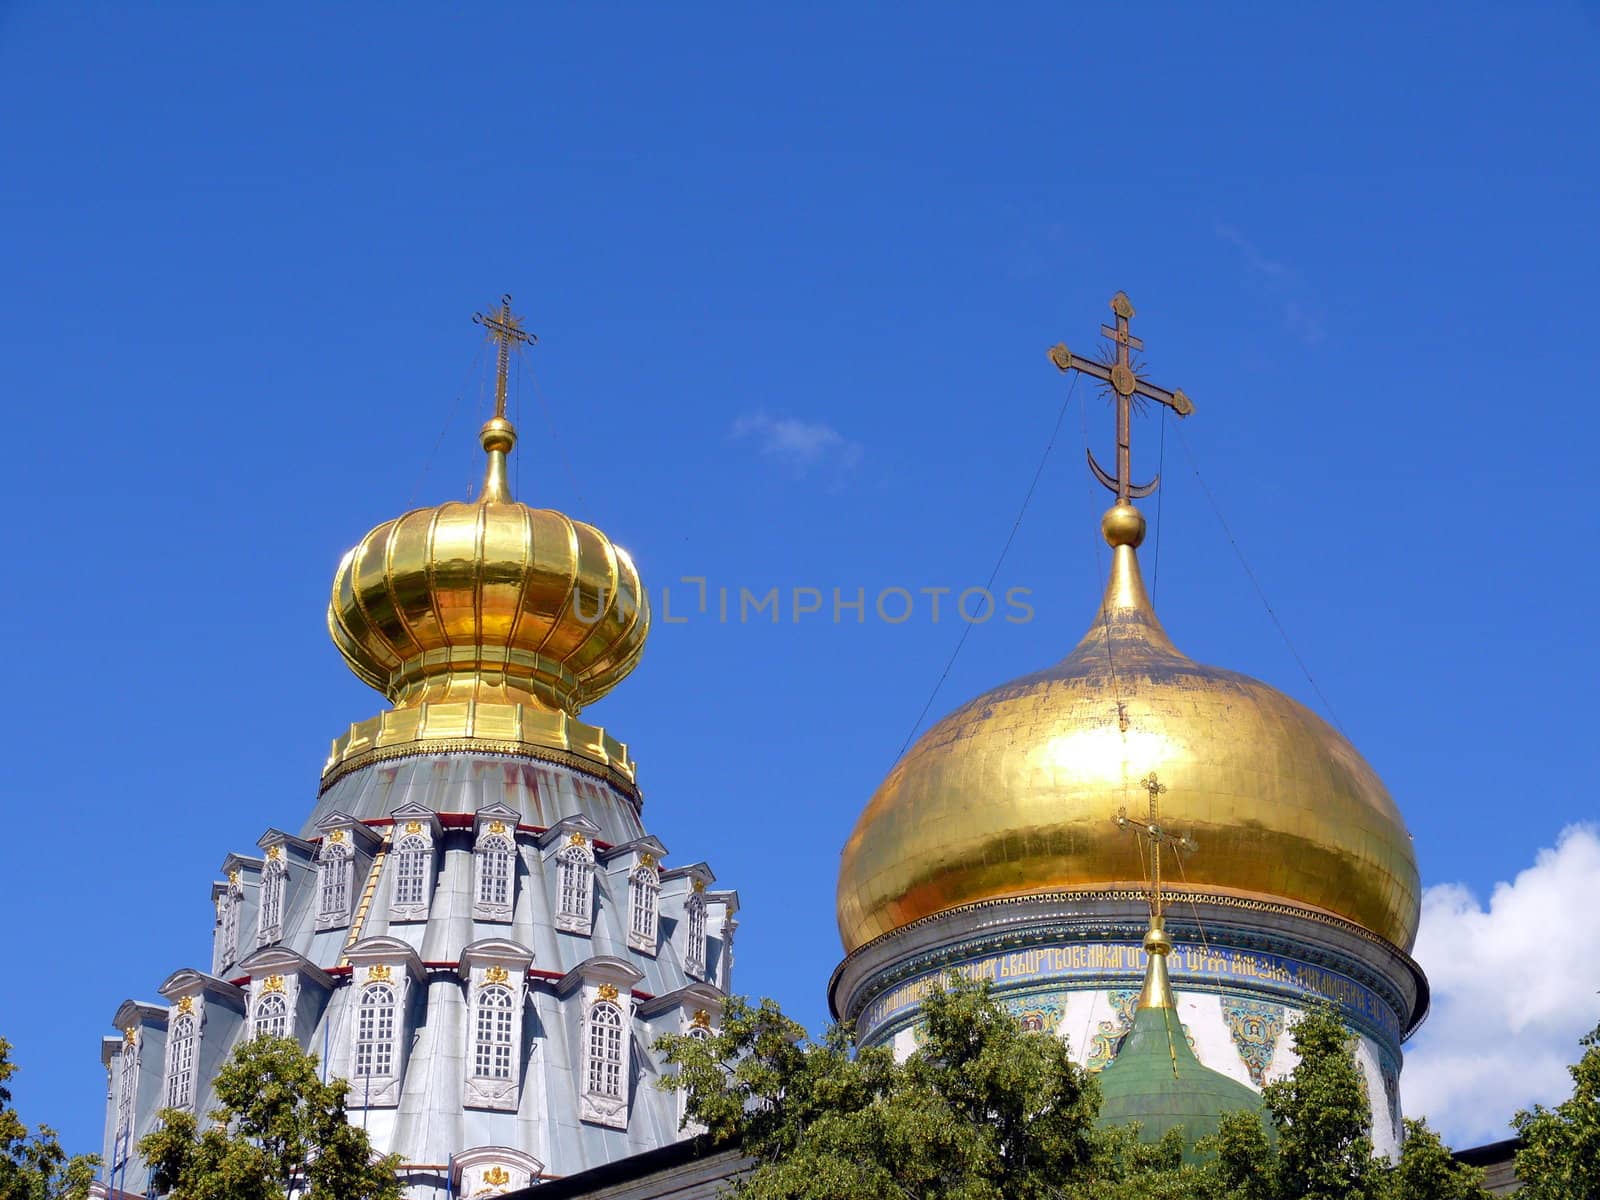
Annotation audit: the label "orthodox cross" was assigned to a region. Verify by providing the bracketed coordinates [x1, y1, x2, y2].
[472, 294, 538, 420]
[1115, 772, 1197, 922]
[1049, 291, 1195, 502]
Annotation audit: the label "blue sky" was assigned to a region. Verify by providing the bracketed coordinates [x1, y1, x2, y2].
[3, 2, 1598, 1156]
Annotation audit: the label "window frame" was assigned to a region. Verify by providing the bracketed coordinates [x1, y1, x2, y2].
[253, 991, 290, 1041]
[585, 1000, 626, 1101]
[353, 981, 398, 1081]
[683, 891, 708, 978]
[554, 842, 595, 935]
[627, 863, 660, 954]
[165, 1013, 197, 1111]
[258, 859, 287, 947]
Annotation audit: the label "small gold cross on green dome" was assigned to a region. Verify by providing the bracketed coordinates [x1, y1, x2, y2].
[1049, 292, 1195, 504]
[1115, 771, 1198, 924]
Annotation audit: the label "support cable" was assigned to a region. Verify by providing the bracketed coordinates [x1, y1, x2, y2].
[408, 341, 486, 509]
[1152, 408, 1167, 602]
[891, 373, 1080, 764]
[1171, 422, 1347, 737]
[527, 364, 590, 515]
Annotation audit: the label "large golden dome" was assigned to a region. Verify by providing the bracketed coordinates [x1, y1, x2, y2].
[322, 300, 650, 787]
[836, 503, 1420, 956]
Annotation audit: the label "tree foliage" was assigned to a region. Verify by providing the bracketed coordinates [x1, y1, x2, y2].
[1512, 1022, 1600, 1200]
[660, 987, 1490, 1200]
[0, 1037, 97, 1200]
[137, 1035, 400, 1200]
[660, 975, 1102, 1200]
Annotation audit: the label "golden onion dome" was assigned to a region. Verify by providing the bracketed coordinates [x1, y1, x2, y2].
[836, 502, 1420, 955]
[323, 367, 650, 787]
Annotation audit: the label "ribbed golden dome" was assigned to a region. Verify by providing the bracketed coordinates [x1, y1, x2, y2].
[836, 503, 1420, 955]
[323, 409, 650, 785]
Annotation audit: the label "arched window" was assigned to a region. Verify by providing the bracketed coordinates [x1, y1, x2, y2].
[473, 985, 516, 1080]
[258, 860, 287, 946]
[393, 835, 430, 908]
[165, 1015, 196, 1110]
[477, 837, 514, 909]
[319, 844, 352, 919]
[628, 865, 659, 951]
[586, 1001, 625, 1099]
[117, 1032, 138, 1136]
[254, 992, 290, 1041]
[216, 882, 240, 970]
[687, 1025, 712, 1044]
[556, 844, 593, 928]
[684, 893, 707, 977]
[355, 983, 396, 1078]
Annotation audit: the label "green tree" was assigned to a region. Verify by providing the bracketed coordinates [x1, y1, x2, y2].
[660, 975, 1102, 1200]
[1262, 1005, 1385, 1200]
[1203, 1008, 1486, 1200]
[1387, 1119, 1487, 1200]
[1512, 1022, 1600, 1200]
[138, 1035, 401, 1200]
[0, 1037, 97, 1200]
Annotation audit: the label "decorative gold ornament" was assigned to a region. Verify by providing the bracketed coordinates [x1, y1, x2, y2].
[482, 1166, 511, 1187]
[596, 983, 619, 1002]
[690, 1009, 711, 1029]
[122, 1026, 138, 1045]
[484, 966, 510, 986]
[175, 996, 195, 1016]
[405, 821, 423, 835]
[266, 845, 282, 861]
[328, 829, 346, 845]
[228, 869, 241, 887]
[639, 852, 657, 869]
[488, 821, 507, 836]
[260, 975, 286, 995]
[367, 964, 393, 983]
[324, 299, 651, 783]
[568, 831, 587, 846]
[692, 877, 707, 894]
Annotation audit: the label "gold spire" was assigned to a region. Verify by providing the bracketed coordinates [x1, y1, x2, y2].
[471, 294, 537, 504]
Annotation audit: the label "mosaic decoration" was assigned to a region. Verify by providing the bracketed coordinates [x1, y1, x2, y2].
[1380, 1061, 1401, 1135]
[1086, 989, 1140, 1072]
[859, 940, 1402, 1047]
[1004, 994, 1063, 1035]
[1222, 997, 1285, 1087]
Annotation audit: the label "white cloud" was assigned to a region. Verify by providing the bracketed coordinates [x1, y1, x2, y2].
[1402, 824, 1600, 1147]
[1215, 221, 1326, 344]
[730, 411, 863, 480]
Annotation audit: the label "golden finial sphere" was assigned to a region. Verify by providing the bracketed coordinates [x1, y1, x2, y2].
[480, 416, 517, 454]
[1101, 503, 1146, 547]
[1143, 925, 1173, 956]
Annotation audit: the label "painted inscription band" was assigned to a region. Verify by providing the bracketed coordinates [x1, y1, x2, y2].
[859, 941, 1400, 1045]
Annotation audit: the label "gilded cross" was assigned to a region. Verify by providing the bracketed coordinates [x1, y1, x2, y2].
[1115, 772, 1197, 922]
[472, 294, 537, 421]
[1049, 291, 1195, 502]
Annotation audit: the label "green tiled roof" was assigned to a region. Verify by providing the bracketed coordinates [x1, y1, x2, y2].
[1095, 1004, 1265, 1162]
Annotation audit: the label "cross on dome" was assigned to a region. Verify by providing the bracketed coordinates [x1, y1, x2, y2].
[472, 294, 537, 422]
[1115, 771, 1198, 927]
[1049, 291, 1195, 503]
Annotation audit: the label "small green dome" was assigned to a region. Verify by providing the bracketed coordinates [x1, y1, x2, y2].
[1095, 1004, 1266, 1162]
